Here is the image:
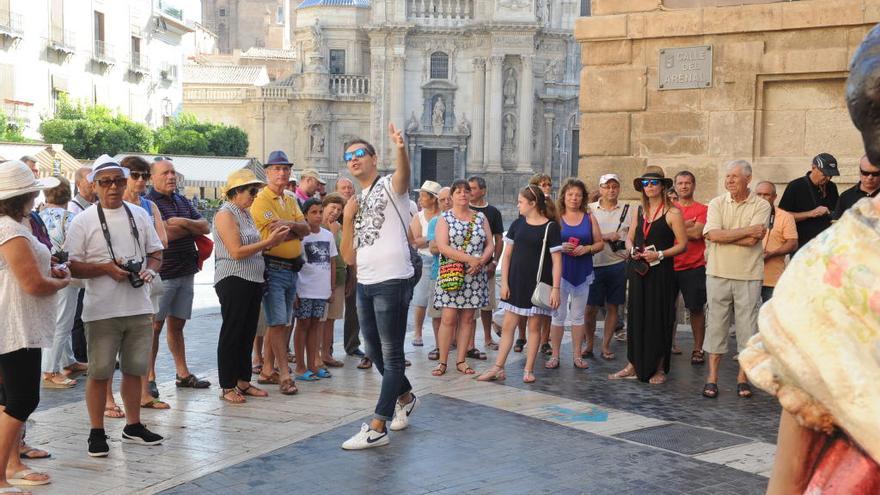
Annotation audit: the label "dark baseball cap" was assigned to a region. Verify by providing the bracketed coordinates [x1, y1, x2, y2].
[812, 153, 840, 176]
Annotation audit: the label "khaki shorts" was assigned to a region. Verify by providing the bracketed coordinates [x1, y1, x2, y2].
[322, 285, 345, 321]
[480, 277, 498, 312]
[427, 279, 442, 319]
[85, 314, 152, 380]
[703, 276, 762, 355]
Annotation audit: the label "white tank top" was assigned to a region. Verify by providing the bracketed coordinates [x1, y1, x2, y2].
[417, 210, 432, 257]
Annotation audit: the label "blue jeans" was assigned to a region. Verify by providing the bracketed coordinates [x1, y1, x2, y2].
[357, 278, 413, 421]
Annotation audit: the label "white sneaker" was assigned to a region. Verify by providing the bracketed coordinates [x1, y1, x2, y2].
[341, 423, 389, 450]
[389, 393, 420, 431]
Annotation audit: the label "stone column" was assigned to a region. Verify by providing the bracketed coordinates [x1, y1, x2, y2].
[544, 113, 555, 173]
[470, 57, 486, 169]
[486, 55, 504, 172]
[390, 55, 406, 130]
[517, 56, 534, 172]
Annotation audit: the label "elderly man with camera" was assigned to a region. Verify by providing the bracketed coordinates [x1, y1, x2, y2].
[66, 155, 166, 458]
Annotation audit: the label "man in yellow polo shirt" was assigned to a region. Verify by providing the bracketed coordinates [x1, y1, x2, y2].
[250, 150, 309, 395]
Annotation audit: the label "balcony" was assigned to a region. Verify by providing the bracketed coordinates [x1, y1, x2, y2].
[160, 63, 178, 81]
[0, 10, 23, 40]
[92, 40, 116, 66]
[153, 0, 194, 34]
[407, 0, 474, 27]
[48, 27, 76, 55]
[155, 0, 183, 20]
[129, 52, 150, 76]
[329, 75, 370, 97]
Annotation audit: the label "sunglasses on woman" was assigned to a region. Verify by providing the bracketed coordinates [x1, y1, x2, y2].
[130, 172, 151, 181]
[240, 186, 260, 196]
[343, 148, 371, 162]
[641, 179, 662, 187]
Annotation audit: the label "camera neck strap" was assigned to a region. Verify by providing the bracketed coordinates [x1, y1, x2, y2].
[97, 202, 142, 263]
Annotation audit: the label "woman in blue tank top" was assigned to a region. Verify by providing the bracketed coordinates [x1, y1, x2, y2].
[548, 178, 605, 370]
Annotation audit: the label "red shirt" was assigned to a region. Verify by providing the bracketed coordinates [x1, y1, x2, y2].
[673, 201, 708, 271]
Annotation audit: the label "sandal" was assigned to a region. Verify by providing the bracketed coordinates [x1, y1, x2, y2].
[257, 372, 280, 384]
[649, 371, 667, 384]
[608, 367, 637, 380]
[427, 348, 440, 360]
[357, 357, 372, 369]
[220, 388, 246, 404]
[8, 469, 50, 487]
[296, 370, 320, 381]
[671, 344, 682, 355]
[279, 378, 298, 395]
[141, 399, 170, 409]
[544, 357, 560, 369]
[316, 368, 332, 379]
[175, 374, 210, 389]
[691, 350, 705, 365]
[476, 365, 505, 382]
[540, 343, 552, 356]
[702, 382, 719, 399]
[737, 382, 753, 398]
[486, 341, 499, 351]
[148, 380, 159, 399]
[513, 339, 526, 353]
[287, 352, 296, 363]
[601, 351, 615, 361]
[18, 446, 50, 460]
[523, 370, 536, 383]
[412, 337, 424, 347]
[581, 350, 595, 359]
[466, 348, 487, 360]
[236, 384, 268, 397]
[42, 374, 76, 389]
[573, 358, 589, 369]
[431, 363, 448, 376]
[456, 361, 475, 375]
[323, 358, 344, 368]
[251, 363, 263, 374]
[104, 404, 125, 418]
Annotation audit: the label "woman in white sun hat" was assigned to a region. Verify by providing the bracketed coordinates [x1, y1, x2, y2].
[0, 159, 70, 492]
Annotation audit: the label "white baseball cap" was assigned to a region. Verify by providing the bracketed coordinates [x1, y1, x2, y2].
[599, 173, 621, 186]
[87, 154, 131, 183]
[0, 160, 60, 201]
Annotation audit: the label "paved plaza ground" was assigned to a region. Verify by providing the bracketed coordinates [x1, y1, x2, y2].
[24, 261, 779, 494]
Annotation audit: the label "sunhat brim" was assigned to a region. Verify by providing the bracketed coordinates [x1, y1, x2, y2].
[0, 176, 61, 201]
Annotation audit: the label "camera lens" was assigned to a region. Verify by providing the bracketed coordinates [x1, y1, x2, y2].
[128, 272, 144, 288]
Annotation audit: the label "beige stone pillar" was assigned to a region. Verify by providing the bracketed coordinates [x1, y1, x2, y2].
[544, 113, 555, 173]
[470, 57, 486, 169]
[517, 56, 534, 172]
[390, 55, 406, 130]
[486, 55, 504, 172]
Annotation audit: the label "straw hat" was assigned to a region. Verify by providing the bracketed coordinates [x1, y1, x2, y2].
[0, 160, 60, 201]
[224, 169, 264, 196]
[633, 165, 673, 192]
[415, 180, 442, 197]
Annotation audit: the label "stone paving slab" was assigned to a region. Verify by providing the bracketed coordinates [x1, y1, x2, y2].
[163, 394, 769, 495]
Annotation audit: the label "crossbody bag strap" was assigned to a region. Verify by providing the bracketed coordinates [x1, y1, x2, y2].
[381, 180, 413, 243]
[535, 222, 551, 284]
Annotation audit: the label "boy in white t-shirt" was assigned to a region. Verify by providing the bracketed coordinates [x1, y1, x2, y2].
[293, 198, 337, 382]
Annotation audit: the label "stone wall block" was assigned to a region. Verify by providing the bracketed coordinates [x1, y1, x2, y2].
[866, 2, 880, 23]
[646, 68, 702, 111]
[575, 15, 628, 41]
[760, 110, 806, 157]
[803, 108, 865, 155]
[638, 136, 708, 156]
[781, 0, 864, 30]
[644, 9, 704, 38]
[632, 111, 706, 137]
[708, 111, 754, 157]
[578, 156, 647, 198]
[627, 13, 648, 39]
[591, 0, 660, 16]
[701, 3, 783, 35]
[580, 67, 647, 112]
[582, 40, 633, 66]
[783, 49, 849, 73]
[581, 113, 631, 156]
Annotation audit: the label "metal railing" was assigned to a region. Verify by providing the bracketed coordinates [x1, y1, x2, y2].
[0, 9, 24, 36]
[329, 75, 370, 96]
[48, 26, 76, 51]
[154, 0, 184, 20]
[407, 0, 473, 26]
[93, 40, 115, 63]
[130, 52, 150, 73]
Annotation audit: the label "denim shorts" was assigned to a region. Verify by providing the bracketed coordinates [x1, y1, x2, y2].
[587, 263, 627, 307]
[156, 274, 194, 321]
[295, 298, 326, 320]
[262, 266, 299, 327]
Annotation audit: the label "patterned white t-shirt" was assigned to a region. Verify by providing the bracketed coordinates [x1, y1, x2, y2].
[354, 175, 414, 285]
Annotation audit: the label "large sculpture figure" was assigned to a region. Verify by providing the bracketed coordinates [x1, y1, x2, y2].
[432, 97, 445, 134]
[503, 68, 517, 106]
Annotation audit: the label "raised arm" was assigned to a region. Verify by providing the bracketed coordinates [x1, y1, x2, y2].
[389, 123, 411, 196]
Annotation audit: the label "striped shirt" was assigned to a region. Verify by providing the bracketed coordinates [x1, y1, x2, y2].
[212, 202, 265, 285]
[146, 188, 202, 280]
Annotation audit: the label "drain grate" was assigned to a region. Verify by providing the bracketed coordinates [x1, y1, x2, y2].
[614, 423, 750, 455]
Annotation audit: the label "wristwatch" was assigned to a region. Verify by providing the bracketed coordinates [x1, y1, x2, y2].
[657, 250, 665, 261]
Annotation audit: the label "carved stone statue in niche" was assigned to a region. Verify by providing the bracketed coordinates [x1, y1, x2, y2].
[406, 111, 420, 133]
[457, 114, 471, 135]
[553, 134, 560, 153]
[432, 96, 446, 135]
[503, 114, 517, 148]
[310, 124, 325, 154]
[503, 68, 517, 106]
[544, 59, 560, 83]
[536, 0, 550, 25]
[309, 18, 323, 53]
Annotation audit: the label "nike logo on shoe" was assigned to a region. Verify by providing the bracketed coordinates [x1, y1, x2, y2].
[366, 431, 387, 444]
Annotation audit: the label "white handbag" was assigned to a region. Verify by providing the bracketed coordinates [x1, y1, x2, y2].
[530, 222, 554, 310]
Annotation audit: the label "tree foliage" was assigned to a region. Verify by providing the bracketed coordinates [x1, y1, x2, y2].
[38, 97, 153, 159]
[154, 113, 248, 157]
[0, 112, 31, 143]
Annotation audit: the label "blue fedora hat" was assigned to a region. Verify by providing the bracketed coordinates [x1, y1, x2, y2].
[265, 150, 293, 167]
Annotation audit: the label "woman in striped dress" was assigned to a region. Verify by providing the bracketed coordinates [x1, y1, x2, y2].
[213, 170, 290, 404]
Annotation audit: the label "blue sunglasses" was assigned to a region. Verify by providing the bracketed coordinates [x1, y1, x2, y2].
[641, 179, 661, 187]
[344, 148, 371, 162]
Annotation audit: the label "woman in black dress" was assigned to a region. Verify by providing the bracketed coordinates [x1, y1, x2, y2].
[477, 185, 562, 383]
[609, 166, 687, 384]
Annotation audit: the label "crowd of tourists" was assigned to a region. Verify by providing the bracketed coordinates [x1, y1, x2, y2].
[0, 140, 876, 489]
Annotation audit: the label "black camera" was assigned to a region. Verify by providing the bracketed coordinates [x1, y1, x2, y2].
[53, 250, 69, 264]
[609, 240, 627, 252]
[120, 260, 144, 288]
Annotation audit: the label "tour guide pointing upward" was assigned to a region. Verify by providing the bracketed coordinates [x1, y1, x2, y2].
[340, 123, 419, 450]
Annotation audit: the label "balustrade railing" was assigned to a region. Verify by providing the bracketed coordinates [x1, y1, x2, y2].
[329, 75, 369, 96]
[407, 0, 474, 26]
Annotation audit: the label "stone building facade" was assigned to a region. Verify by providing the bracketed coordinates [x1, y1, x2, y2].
[185, 0, 584, 215]
[575, 0, 878, 201]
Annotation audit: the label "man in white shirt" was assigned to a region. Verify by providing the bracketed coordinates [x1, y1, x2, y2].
[68, 167, 96, 215]
[67, 155, 166, 458]
[340, 124, 419, 449]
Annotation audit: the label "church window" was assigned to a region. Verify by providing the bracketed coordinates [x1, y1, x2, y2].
[430, 52, 448, 80]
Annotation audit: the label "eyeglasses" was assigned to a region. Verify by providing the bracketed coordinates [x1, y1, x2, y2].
[130, 172, 151, 181]
[344, 148, 371, 162]
[245, 186, 260, 196]
[641, 179, 662, 187]
[95, 177, 128, 188]
[860, 169, 880, 177]
[153, 156, 173, 162]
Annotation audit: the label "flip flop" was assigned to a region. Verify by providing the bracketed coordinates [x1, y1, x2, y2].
[323, 358, 344, 368]
[141, 399, 170, 409]
[104, 405, 125, 418]
[316, 368, 332, 379]
[18, 447, 50, 460]
[296, 371, 320, 381]
[703, 382, 719, 399]
[357, 357, 372, 369]
[737, 382, 753, 398]
[601, 352, 616, 361]
[8, 469, 50, 487]
[412, 337, 424, 347]
[41, 376, 75, 389]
